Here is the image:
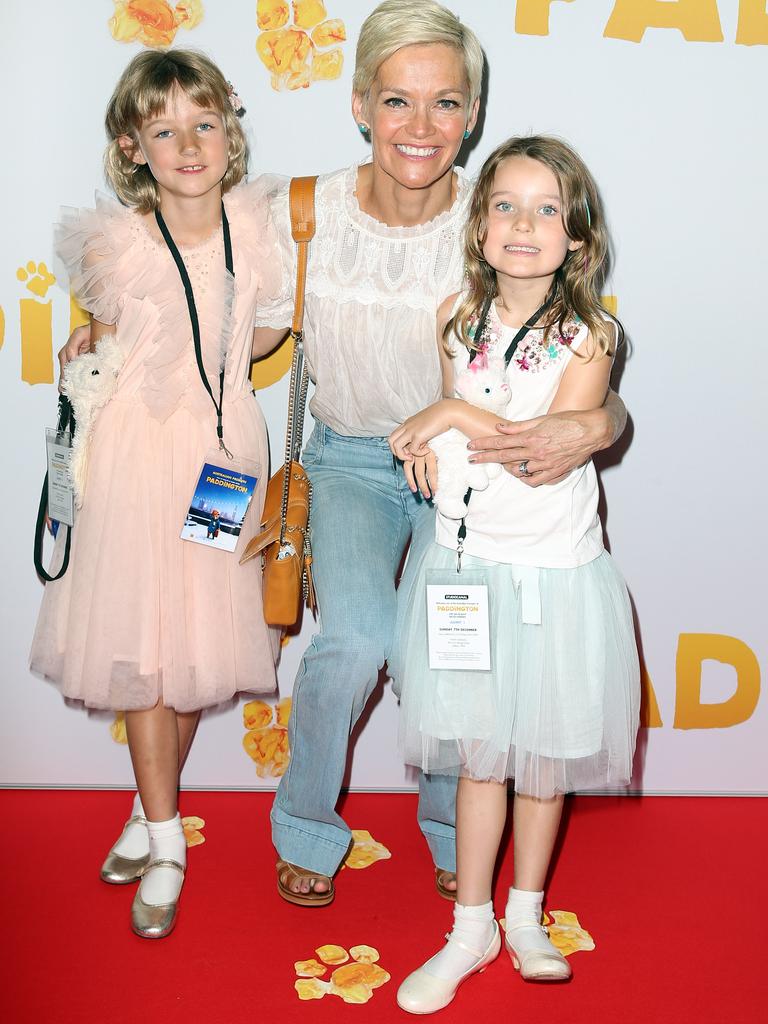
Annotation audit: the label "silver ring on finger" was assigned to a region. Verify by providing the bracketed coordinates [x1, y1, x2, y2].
[518, 460, 531, 477]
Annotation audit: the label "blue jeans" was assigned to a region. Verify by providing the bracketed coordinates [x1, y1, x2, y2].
[271, 422, 457, 875]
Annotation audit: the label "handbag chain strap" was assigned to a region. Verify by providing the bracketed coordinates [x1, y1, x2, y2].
[279, 175, 318, 545]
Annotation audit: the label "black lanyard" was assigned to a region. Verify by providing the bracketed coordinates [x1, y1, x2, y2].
[155, 204, 234, 455]
[456, 294, 552, 571]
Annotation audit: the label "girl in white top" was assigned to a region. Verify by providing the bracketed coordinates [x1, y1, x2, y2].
[389, 136, 640, 1013]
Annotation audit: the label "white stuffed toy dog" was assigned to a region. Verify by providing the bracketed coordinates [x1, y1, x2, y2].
[430, 347, 511, 519]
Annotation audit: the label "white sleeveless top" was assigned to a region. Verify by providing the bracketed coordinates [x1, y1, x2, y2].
[253, 162, 472, 436]
[435, 302, 608, 570]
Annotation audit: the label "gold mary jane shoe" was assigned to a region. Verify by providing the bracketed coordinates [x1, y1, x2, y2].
[130, 859, 185, 940]
[505, 923, 572, 982]
[100, 815, 150, 884]
[397, 921, 501, 1014]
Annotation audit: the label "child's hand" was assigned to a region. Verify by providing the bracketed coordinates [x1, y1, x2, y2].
[57, 325, 91, 390]
[389, 402, 452, 461]
[404, 449, 438, 499]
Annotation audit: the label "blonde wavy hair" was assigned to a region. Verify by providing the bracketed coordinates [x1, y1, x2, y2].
[447, 135, 620, 359]
[104, 49, 247, 213]
[353, 0, 484, 108]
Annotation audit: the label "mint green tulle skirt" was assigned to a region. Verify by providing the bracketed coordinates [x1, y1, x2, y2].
[390, 544, 640, 797]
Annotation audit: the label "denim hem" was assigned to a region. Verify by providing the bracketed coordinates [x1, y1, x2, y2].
[271, 815, 352, 875]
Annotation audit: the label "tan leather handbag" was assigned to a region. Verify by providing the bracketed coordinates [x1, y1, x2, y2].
[240, 176, 318, 627]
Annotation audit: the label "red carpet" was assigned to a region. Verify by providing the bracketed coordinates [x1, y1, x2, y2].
[1, 792, 762, 1023]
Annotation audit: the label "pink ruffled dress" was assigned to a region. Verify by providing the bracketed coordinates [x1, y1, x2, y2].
[30, 182, 281, 711]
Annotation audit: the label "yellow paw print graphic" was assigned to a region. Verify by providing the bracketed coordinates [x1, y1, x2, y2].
[256, 0, 346, 91]
[17, 259, 57, 385]
[109, 0, 203, 48]
[242, 697, 292, 777]
[500, 909, 595, 958]
[17, 261, 56, 299]
[343, 829, 392, 870]
[294, 943, 391, 1004]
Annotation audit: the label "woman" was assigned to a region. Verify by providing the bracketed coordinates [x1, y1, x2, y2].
[252, 0, 626, 907]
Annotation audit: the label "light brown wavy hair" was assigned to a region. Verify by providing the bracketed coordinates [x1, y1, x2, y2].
[446, 135, 620, 359]
[104, 49, 247, 213]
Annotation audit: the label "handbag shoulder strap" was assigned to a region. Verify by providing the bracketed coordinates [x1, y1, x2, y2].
[282, 176, 317, 468]
[288, 175, 318, 337]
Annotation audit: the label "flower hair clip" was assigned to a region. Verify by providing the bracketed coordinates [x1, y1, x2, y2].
[226, 81, 246, 118]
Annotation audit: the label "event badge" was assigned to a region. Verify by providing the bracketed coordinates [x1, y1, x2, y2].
[426, 570, 491, 672]
[45, 427, 74, 527]
[181, 453, 259, 554]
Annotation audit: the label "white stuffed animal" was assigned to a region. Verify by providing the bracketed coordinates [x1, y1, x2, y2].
[430, 348, 511, 519]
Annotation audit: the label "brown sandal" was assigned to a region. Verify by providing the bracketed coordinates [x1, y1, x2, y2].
[435, 868, 458, 902]
[276, 859, 335, 907]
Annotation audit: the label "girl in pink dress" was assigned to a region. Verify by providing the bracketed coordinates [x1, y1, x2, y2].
[30, 50, 280, 938]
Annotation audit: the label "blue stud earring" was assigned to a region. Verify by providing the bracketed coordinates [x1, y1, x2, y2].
[358, 123, 368, 134]
[463, 129, 471, 139]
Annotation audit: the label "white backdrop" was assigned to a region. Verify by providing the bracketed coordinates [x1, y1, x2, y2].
[0, 1, 764, 794]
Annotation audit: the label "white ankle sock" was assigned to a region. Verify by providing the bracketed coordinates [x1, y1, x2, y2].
[111, 792, 149, 859]
[139, 814, 186, 906]
[423, 902, 495, 981]
[505, 887, 559, 956]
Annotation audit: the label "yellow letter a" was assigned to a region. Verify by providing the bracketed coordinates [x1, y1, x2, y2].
[605, 0, 723, 43]
[674, 634, 761, 729]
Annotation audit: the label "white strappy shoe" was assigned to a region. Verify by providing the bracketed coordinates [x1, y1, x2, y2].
[505, 921, 572, 981]
[397, 920, 501, 1014]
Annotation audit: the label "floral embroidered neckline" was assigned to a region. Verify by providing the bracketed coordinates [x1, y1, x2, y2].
[467, 300, 582, 373]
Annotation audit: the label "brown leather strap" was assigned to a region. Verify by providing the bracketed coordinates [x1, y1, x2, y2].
[289, 176, 318, 335]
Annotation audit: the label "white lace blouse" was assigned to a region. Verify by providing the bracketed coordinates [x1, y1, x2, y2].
[254, 162, 472, 437]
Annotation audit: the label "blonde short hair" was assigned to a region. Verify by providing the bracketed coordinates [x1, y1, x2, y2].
[104, 49, 247, 213]
[353, 0, 484, 107]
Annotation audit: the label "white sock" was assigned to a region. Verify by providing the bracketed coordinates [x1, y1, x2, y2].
[138, 814, 186, 906]
[423, 902, 495, 981]
[111, 792, 149, 859]
[505, 887, 560, 956]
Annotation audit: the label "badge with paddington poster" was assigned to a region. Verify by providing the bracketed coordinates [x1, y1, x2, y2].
[181, 459, 259, 553]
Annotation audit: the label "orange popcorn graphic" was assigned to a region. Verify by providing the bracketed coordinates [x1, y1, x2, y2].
[295, 959, 327, 978]
[293, 0, 326, 30]
[543, 910, 595, 957]
[243, 699, 273, 730]
[311, 18, 346, 46]
[182, 815, 206, 847]
[258, 0, 290, 30]
[343, 829, 392, 870]
[109, 712, 128, 744]
[315, 944, 349, 965]
[242, 698, 292, 778]
[294, 943, 391, 1004]
[255, 0, 345, 91]
[109, 0, 203, 48]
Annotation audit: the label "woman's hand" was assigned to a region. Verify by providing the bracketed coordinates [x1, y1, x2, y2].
[404, 449, 438, 499]
[467, 405, 620, 486]
[389, 401, 453, 461]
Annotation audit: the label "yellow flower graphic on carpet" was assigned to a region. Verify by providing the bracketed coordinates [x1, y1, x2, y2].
[256, 0, 346, 91]
[294, 944, 390, 1004]
[242, 697, 292, 777]
[182, 815, 206, 847]
[500, 909, 595, 958]
[109, 0, 203, 48]
[543, 910, 595, 956]
[343, 829, 391, 870]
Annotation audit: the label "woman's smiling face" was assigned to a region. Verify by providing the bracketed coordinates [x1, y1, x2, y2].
[353, 42, 478, 193]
